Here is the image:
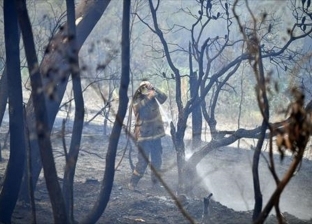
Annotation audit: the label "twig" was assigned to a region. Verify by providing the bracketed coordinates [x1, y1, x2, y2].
[61, 118, 68, 161]
[79, 149, 105, 160]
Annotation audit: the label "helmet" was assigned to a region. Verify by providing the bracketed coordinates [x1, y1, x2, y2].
[139, 81, 151, 87]
[139, 81, 152, 95]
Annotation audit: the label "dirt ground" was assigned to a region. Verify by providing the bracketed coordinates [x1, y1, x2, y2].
[1, 115, 312, 224]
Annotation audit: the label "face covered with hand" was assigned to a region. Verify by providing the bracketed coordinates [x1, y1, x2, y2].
[139, 81, 153, 95]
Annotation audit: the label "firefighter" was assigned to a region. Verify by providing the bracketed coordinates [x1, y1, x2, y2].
[128, 80, 167, 190]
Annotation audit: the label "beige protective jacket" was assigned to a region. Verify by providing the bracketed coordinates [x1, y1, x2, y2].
[133, 88, 167, 142]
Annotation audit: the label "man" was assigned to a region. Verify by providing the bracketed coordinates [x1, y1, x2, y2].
[128, 80, 167, 190]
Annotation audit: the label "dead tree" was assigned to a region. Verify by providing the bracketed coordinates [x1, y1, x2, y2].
[80, 0, 130, 223]
[201, 193, 213, 224]
[19, 0, 112, 202]
[62, 0, 85, 222]
[0, 0, 26, 222]
[14, 0, 68, 222]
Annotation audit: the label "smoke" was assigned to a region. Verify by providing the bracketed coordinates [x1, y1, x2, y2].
[196, 147, 312, 220]
[156, 99, 172, 135]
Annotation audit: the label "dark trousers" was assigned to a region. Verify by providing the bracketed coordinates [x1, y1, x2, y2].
[130, 138, 163, 186]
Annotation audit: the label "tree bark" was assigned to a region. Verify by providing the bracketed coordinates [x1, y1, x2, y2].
[62, 0, 85, 222]
[14, 0, 68, 222]
[80, 0, 130, 222]
[190, 72, 202, 149]
[252, 45, 268, 221]
[189, 43, 202, 149]
[0, 1, 26, 222]
[0, 67, 8, 162]
[251, 121, 265, 221]
[0, 67, 8, 127]
[19, 0, 111, 202]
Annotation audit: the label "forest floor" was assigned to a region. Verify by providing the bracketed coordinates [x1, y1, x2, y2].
[1, 114, 312, 224]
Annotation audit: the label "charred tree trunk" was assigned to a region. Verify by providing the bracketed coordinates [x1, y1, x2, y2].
[190, 77, 202, 149]
[81, 0, 130, 222]
[0, 1, 26, 222]
[0, 67, 8, 162]
[175, 119, 190, 192]
[189, 43, 202, 149]
[252, 45, 268, 221]
[62, 0, 85, 222]
[19, 0, 112, 202]
[15, 0, 68, 222]
[170, 122, 186, 193]
[252, 121, 265, 221]
[0, 67, 8, 126]
[201, 193, 213, 224]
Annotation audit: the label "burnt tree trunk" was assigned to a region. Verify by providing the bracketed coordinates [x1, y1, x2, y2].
[80, 0, 130, 222]
[0, 1, 26, 222]
[190, 72, 202, 149]
[19, 0, 112, 202]
[251, 121, 266, 221]
[252, 45, 268, 221]
[15, 0, 68, 222]
[189, 43, 202, 149]
[0, 67, 8, 162]
[0, 67, 8, 127]
[170, 122, 186, 193]
[62, 0, 85, 222]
